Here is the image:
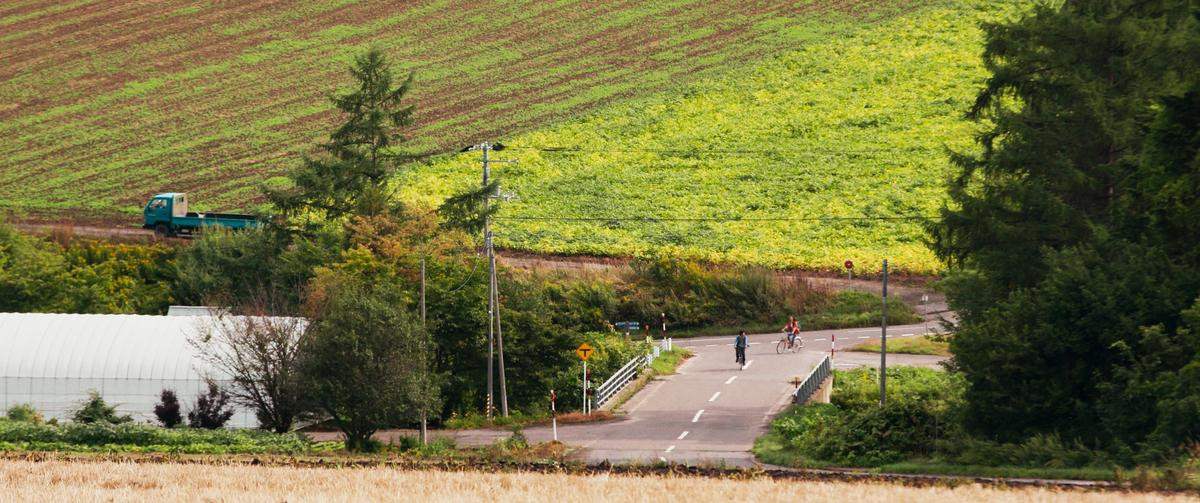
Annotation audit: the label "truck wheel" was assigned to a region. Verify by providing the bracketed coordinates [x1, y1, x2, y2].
[154, 224, 169, 237]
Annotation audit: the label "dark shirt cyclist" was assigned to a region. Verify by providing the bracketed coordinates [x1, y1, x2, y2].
[734, 330, 748, 369]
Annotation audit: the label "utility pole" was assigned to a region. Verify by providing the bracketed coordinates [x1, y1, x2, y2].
[483, 144, 494, 419]
[492, 247, 508, 416]
[419, 257, 427, 444]
[464, 141, 514, 418]
[880, 258, 888, 407]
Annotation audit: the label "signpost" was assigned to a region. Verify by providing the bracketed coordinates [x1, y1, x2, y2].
[880, 259, 888, 408]
[844, 259, 854, 280]
[921, 294, 930, 333]
[576, 342, 593, 414]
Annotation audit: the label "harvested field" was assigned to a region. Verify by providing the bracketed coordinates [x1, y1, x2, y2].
[0, 460, 1188, 502]
[0, 0, 920, 219]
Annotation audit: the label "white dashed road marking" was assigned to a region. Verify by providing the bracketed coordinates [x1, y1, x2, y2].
[708, 392, 721, 402]
[665, 445, 676, 453]
[678, 431, 689, 440]
[743, 360, 754, 369]
[725, 376, 737, 384]
[692, 410, 705, 423]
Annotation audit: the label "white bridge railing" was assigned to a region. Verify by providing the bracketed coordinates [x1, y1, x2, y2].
[792, 355, 831, 405]
[593, 338, 672, 408]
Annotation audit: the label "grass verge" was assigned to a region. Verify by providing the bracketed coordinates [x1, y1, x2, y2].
[443, 410, 615, 430]
[756, 429, 1118, 482]
[850, 335, 950, 356]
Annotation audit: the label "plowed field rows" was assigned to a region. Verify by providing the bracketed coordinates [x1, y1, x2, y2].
[0, 0, 916, 218]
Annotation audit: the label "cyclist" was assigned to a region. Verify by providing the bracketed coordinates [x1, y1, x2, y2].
[783, 316, 801, 349]
[734, 330, 748, 369]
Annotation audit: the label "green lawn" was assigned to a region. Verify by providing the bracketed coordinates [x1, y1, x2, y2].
[850, 335, 949, 356]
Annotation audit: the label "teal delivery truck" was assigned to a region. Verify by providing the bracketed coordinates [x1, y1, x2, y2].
[142, 193, 259, 236]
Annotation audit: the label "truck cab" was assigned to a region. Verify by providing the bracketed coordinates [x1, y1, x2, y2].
[143, 193, 188, 235]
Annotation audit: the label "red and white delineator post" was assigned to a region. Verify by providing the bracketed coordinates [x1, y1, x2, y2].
[550, 389, 558, 441]
[831, 333, 836, 359]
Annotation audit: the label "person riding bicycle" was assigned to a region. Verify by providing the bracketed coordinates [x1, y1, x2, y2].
[783, 316, 800, 349]
[734, 330, 748, 369]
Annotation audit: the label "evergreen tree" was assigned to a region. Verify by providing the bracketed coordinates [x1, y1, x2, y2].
[266, 47, 415, 227]
[930, 0, 1196, 293]
[931, 0, 1200, 453]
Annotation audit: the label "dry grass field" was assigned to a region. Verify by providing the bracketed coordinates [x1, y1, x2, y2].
[0, 460, 1191, 503]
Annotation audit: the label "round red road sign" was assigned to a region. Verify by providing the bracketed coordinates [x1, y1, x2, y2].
[844, 260, 854, 270]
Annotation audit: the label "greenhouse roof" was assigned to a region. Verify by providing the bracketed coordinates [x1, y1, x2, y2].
[0, 312, 297, 381]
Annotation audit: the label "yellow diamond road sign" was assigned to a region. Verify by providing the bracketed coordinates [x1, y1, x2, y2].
[575, 342, 594, 361]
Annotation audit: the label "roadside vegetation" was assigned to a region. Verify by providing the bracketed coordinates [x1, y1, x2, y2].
[755, 368, 1200, 489]
[0, 412, 321, 455]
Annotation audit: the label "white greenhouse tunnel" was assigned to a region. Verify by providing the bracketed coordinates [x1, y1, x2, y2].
[0, 311, 296, 428]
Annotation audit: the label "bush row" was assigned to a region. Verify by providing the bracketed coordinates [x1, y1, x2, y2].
[0, 419, 314, 453]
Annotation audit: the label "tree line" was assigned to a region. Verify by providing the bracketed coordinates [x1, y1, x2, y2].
[930, 0, 1200, 462]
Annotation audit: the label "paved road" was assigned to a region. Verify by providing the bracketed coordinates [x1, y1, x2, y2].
[437, 322, 942, 466]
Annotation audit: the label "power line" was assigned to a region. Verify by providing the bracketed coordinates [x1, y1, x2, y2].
[504, 145, 939, 156]
[494, 215, 940, 222]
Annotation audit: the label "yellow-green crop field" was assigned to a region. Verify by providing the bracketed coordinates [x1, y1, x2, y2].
[1, 0, 1030, 274]
[0, 0, 916, 218]
[403, 0, 1029, 274]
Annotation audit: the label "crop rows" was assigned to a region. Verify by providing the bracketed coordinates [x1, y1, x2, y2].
[401, 0, 1028, 274]
[0, 0, 919, 219]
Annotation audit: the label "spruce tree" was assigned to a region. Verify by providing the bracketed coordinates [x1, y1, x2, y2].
[930, 0, 1200, 450]
[266, 47, 415, 227]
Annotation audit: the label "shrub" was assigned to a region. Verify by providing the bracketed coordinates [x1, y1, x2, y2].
[71, 391, 132, 424]
[188, 383, 234, 429]
[499, 427, 529, 451]
[771, 368, 965, 467]
[154, 390, 183, 428]
[943, 434, 1115, 469]
[6, 404, 42, 424]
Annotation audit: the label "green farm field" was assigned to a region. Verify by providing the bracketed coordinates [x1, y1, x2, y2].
[0, 0, 919, 219]
[402, 0, 1028, 274]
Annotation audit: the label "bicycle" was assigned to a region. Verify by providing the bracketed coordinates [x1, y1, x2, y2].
[775, 332, 802, 354]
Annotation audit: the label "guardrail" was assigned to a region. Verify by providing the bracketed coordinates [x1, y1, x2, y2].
[792, 355, 831, 405]
[594, 338, 672, 408]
